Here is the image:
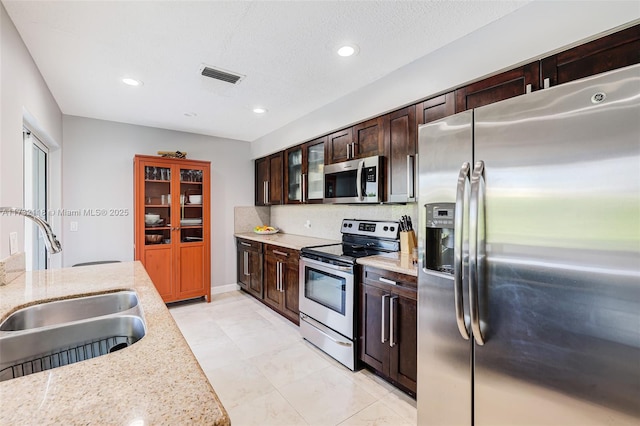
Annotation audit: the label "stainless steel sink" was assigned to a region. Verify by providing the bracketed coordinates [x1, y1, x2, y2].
[0, 290, 139, 331]
[0, 290, 146, 382]
[0, 315, 146, 382]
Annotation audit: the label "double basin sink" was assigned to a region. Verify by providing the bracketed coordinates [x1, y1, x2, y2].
[0, 290, 146, 382]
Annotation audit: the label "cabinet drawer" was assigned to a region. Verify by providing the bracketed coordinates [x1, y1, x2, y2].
[362, 266, 417, 296]
[236, 238, 262, 252]
[264, 244, 298, 260]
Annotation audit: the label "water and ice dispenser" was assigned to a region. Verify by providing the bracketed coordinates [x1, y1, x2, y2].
[425, 203, 455, 274]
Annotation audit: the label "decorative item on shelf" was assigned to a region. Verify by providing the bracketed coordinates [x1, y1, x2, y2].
[189, 194, 202, 204]
[254, 225, 279, 235]
[158, 150, 186, 159]
[144, 214, 161, 225]
[145, 234, 163, 244]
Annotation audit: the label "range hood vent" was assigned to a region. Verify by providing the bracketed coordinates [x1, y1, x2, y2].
[199, 64, 244, 84]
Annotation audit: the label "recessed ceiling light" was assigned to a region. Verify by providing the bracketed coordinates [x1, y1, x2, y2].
[122, 77, 143, 86]
[253, 107, 267, 114]
[337, 44, 358, 57]
[184, 112, 197, 117]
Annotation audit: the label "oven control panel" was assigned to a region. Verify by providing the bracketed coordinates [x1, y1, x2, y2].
[341, 219, 399, 239]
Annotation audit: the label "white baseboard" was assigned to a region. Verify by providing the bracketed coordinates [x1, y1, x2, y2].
[211, 283, 240, 295]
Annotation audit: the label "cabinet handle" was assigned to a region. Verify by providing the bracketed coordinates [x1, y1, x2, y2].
[379, 277, 396, 286]
[280, 262, 284, 292]
[381, 294, 389, 343]
[301, 173, 306, 203]
[240, 242, 252, 247]
[407, 155, 416, 201]
[390, 296, 398, 347]
[273, 250, 289, 257]
[276, 261, 280, 291]
[263, 181, 269, 205]
[243, 251, 249, 276]
[266, 181, 270, 204]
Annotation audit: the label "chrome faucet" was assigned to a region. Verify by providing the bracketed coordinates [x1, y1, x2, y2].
[0, 207, 62, 254]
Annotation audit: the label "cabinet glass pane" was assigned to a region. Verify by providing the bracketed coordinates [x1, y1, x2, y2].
[180, 167, 203, 243]
[288, 149, 302, 201]
[307, 143, 324, 199]
[144, 165, 171, 245]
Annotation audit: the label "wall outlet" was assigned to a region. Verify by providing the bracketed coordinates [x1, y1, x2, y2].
[70, 221, 78, 232]
[9, 232, 18, 255]
[304, 220, 311, 228]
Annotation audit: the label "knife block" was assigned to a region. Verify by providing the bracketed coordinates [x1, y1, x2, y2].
[400, 230, 417, 255]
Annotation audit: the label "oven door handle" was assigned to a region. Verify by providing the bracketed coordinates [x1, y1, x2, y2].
[301, 256, 354, 273]
[300, 313, 353, 347]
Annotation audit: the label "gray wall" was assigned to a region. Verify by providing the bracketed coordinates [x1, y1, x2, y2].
[62, 116, 253, 288]
[0, 3, 63, 262]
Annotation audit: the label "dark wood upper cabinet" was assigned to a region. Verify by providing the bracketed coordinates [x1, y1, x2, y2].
[326, 118, 384, 164]
[385, 106, 417, 203]
[541, 24, 640, 88]
[416, 91, 456, 125]
[325, 127, 353, 164]
[455, 62, 540, 113]
[255, 152, 283, 206]
[352, 116, 385, 159]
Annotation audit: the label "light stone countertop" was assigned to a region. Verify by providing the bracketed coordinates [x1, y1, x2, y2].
[234, 232, 339, 250]
[236, 232, 417, 277]
[356, 252, 418, 277]
[0, 261, 229, 426]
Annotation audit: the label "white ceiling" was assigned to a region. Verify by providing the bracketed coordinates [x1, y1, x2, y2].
[3, 0, 531, 142]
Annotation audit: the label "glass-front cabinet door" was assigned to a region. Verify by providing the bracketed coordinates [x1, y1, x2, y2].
[179, 166, 204, 244]
[284, 136, 325, 204]
[306, 139, 324, 202]
[143, 165, 172, 246]
[286, 148, 303, 203]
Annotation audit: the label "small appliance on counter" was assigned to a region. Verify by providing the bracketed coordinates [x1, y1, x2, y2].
[298, 219, 400, 370]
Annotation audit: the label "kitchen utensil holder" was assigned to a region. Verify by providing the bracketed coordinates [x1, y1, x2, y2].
[400, 230, 417, 255]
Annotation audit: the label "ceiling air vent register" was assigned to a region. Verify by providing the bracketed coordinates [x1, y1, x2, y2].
[199, 64, 245, 85]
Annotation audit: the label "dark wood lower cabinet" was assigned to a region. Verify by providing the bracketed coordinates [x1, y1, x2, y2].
[262, 244, 300, 325]
[359, 266, 417, 396]
[236, 238, 263, 299]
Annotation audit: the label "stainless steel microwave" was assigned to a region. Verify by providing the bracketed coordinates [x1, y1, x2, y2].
[323, 155, 383, 204]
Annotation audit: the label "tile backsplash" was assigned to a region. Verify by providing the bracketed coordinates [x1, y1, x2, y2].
[234, 206, 271, 233]
[269, 204, 418, 241]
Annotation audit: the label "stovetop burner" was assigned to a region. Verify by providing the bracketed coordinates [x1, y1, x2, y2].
[301, 219, 401, 265]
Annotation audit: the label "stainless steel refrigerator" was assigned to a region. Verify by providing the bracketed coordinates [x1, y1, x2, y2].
[417, 63, 640, 425]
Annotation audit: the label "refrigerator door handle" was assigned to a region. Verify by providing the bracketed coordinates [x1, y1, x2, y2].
[454, 162, 471, 341]
[469, 160, 486, 345]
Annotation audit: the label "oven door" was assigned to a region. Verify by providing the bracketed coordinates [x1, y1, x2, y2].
[299, 256, 354, 339]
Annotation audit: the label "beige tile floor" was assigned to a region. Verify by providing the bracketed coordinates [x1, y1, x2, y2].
[169, 290, 417, 426]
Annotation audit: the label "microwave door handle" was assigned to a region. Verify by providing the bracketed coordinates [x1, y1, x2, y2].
[356, 160, 364, 201]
